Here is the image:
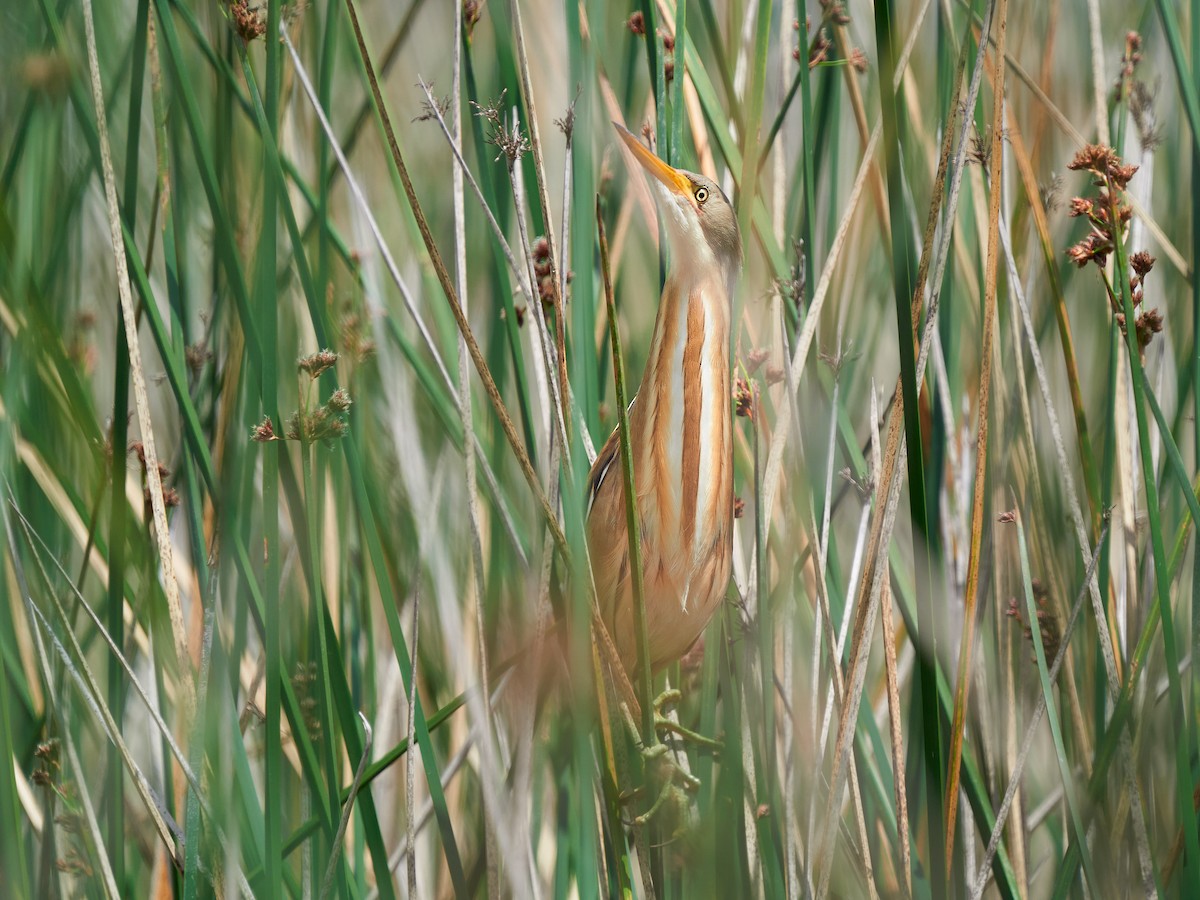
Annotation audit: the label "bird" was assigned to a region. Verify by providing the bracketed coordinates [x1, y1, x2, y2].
[586, 124, 742, 683]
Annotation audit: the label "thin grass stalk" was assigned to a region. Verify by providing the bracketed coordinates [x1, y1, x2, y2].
[1000, 199, 1156, 890]
[284, 58, 527, 567]
[793, 6, 815, 309]
[595, 194, 652, 753]
[448, 5, 500, 893]
[1158, 0, 1200, 775]
[957, 1, 1189, 278]
[11, 500, 262, 897]
[1003, 111, 1100, 527]
[760, 0, 932, 528]
[805, 508, 878, 898]
[374, 727, 481, 897]
[814, 438, 907, 899]
[508, 0, 570, 446]
[15, 564, 121, 900]
[14, 510, 200, 792]
[877, 577, 910, 898]
[62, 728, 121, 899]
[1012, 509, 1101, 889]
[406, 590, 420, 898]
[229, 36, 405, 886]
[319, 714, 373, 900]
[731, 0, 772, 338]
[751, 387, 783, 896]
[183, 567, 216, 900]
[508, 122, 573, 476]
[259, 0, 284, 882]
[873, 0, 948, 888]
[970, 519, 1109, 898]
[1192, 0, 1200, 783]
[1108, 177, 1200, 886]
[340, 0, 566, 562]
[3, 505, 117, 899]
[22, 598, 179, 865]
[1085, 0, 1110, 148]
[106, 0, 150, 880]
[414, 82, 533, 299]
[81, 0, 191, 712]
[944, 0, 1007, 864]
[596, 193, 655, 897]
[281, 691, 468, 856]
[671, 0, 686, 164]
[817, 0, 991, 888]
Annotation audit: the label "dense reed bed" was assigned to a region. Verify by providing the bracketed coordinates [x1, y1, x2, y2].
[3, 0, 1200, 896]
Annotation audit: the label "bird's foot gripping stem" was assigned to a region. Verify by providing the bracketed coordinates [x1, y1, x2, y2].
[618, 695, 721, 828]
[652, 690, 723, 752]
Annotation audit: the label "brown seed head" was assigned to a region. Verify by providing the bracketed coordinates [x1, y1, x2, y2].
[1067, 197, 1093, 218]
[251, 417, 277, 442]
[1136, 308, 1163, 348]
[734, 376, 755, 419]
[1130, 250, 1156, 277]
[328, 388, 353, 412]
[229, 0, 265, 42]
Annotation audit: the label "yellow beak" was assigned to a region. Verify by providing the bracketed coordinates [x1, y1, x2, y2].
[614, 122, 692, 198]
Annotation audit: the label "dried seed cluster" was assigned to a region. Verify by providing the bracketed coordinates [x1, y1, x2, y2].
[251, 350, 354, 445]
[792, 3, 866, 73]
[1006, 579, 1062, 667]
[1065, 144, 1161, 350]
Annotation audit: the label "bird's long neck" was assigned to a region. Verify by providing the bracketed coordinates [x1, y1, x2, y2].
[631, 266, 732, 566]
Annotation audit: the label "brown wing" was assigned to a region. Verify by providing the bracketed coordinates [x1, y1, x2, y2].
[586, 425, 621, 516]
[587, 396, 639, 516]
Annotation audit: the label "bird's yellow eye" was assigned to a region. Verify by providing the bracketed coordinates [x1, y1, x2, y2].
[694, 186, 709, 204]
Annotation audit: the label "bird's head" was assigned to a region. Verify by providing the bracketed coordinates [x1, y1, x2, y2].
[615, 123, 742, 290]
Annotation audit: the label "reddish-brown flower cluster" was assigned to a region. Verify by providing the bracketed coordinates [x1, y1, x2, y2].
[819, 0, 852, 25]
[532, 236, 555, 304]
[792, 3, 863, 72]
[734, 379, 752, 416]
[660, 29, 677, 84]
[298, 348, 338, 379]
[128, 442, 181, 519]
[251, 354, 354, 445]
[463, 0, 482, 35]
[229, 0, 264, 42]
[1128, 249, 1159, 341]
[531, 235, 572, 307]
[1064, 144, 1162, 350]
[337, 296, 376, 364]
[796, 19, 833, 69]
[1005, 578, 1061, 665]
[1118, 31, 1143, 99]
[626, 15, 678, 83]
[1066, 143, 1139, 189]
[252, 417, 276, 442]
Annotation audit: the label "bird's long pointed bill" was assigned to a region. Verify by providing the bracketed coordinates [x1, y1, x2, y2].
[614, 123, 691, 197]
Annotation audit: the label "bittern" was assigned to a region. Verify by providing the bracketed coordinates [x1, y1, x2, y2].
[587, 125, 742, 682]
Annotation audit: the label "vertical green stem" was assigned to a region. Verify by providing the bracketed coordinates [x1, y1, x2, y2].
[873, 0, 943, 890]
[261, 0, 283, 886]
[1110, 180, 1200, 888]
[596, 195, 652, 740]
